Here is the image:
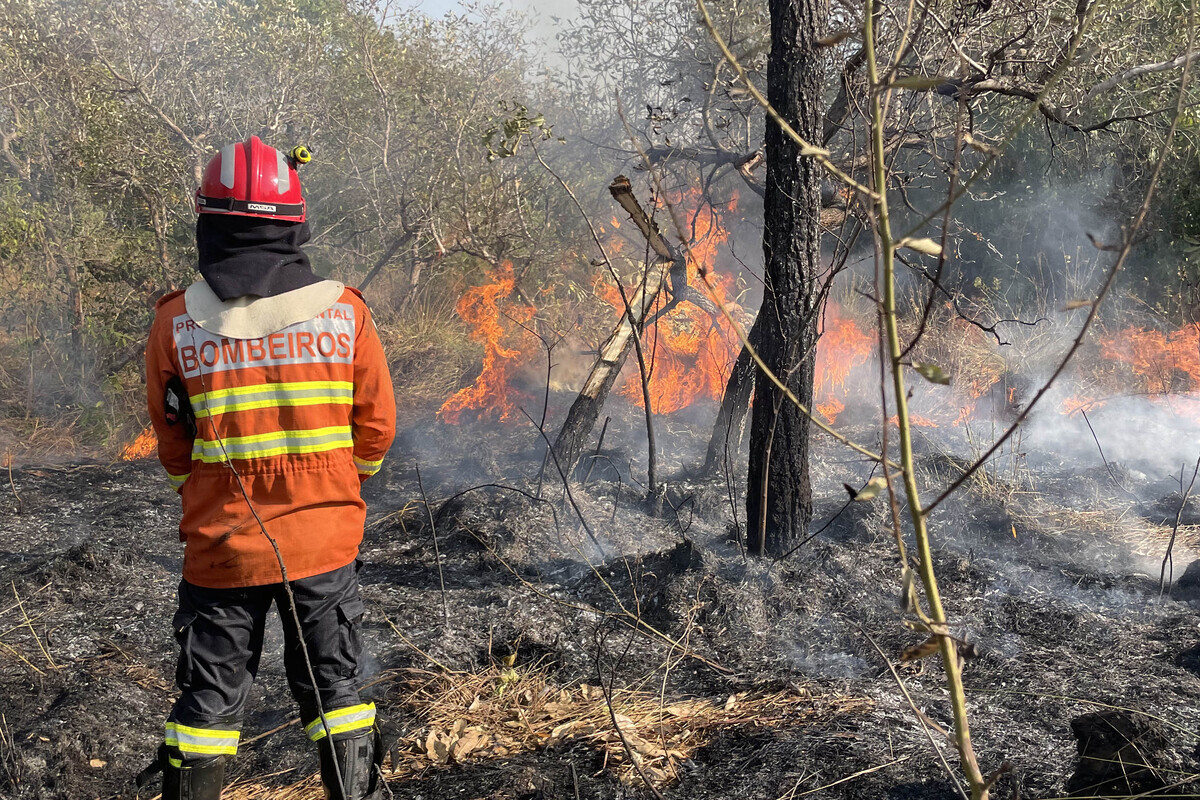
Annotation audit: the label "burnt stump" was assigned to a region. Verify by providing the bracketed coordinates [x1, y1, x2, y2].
[1067, 710, 1169, 796]
[1172, 558, 1200, 602]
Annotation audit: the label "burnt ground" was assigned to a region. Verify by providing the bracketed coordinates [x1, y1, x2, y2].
[1, 403, 1199, 800]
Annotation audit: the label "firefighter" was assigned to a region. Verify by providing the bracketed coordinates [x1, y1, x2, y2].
[140, 136, 396, 800]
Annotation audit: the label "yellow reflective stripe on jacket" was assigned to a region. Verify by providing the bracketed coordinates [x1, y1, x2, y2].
[353, 454, 384, 476]
[168, 472, 190, 491]
[192, 381, 354, 418]
[192, 426, 353, 463]
[304, 702, 376, 741]
[164, 721, 240, 756]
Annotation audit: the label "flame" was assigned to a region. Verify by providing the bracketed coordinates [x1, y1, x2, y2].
[437, 262, 535, 424]
[1099, 324, 1200, 393]
[817, 397, 845, 424]
[1061, 395, 1104, 416]
[815, 303, 873, 423]
[121, 427, 157, 460]
[887, 414, 939, 428]
[610, 194, 744, 414]
[1063, 324, 1200, 416]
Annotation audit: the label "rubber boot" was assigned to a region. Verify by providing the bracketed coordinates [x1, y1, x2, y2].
[319, 729, 382, 800]
[162, 754, 225, 800]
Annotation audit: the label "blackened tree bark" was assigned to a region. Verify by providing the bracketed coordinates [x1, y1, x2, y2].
[746, 0, 825, 556]
[702, 316, 759, 477]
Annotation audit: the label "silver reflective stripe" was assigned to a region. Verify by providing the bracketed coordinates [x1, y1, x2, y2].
[304, 703, 376, 741]
[165, 721, 240, 756]
[191, 426, 353, 462]
[194, 382, 353, 417]
[354, 455, 384, 476]
[275, 148, 289, 194]
[220, 144, 237, 189]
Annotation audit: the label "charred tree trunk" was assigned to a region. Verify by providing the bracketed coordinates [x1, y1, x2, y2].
[746, 0, 825, 556]
[703, 316, 760, 476]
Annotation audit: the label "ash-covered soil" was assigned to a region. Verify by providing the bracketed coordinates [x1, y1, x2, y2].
[1, 404, 1199, 800]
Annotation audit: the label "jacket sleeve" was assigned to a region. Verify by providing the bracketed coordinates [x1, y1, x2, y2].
[351, 302, 396, 481]
[146, 308, 194, 493]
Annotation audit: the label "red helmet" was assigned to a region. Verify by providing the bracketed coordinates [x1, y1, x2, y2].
[195, 136, 307, 223]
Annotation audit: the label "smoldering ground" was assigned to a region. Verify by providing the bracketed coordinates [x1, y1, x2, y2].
[1, 386, 1198, 799]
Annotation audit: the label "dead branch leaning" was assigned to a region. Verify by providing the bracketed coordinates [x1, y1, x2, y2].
[535, 151, 666, 494]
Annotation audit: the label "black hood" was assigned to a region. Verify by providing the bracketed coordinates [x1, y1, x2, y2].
[196, 214, 321, 301]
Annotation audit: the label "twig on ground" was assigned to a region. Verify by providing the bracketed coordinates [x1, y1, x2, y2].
[459, 525, 732, 676]
[1161, 453, 1200, 597]
[859, 628, 968, 800]
[770, 464, 882, 567]
[0, 582, 50, 619]
[594, 625, 667, 800]
[1080, 409, 1138, 500]
[376, 605, 463, 675]
[11, 582, 55, 669]
[519, 407, 608, 558]
[5, 456, 20, 512]
[415, 463, 451, 632]
[581, 417, 610, 485]
[433, 483, 562, 535]
[785, 756, 911, 798]
[0, 639, 43, 675]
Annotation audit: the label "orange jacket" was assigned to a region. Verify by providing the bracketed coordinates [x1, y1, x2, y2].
[146, 285, 396, 589]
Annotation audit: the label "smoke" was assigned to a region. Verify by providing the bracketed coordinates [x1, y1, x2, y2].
[416, 0, 581, 56]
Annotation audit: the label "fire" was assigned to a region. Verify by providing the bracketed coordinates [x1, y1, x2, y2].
[438, 262, 535, 424]
[121, 427, 157, 460]
[816, 397, 845, 424]
[1063, 324, 1200, 416]
[887, 414, 939, 428]
[1099, 324, 1200, 393]
[815, 303, 873, 423]
[611, 194, 744, 414]
[1061, 395, 1103, 416]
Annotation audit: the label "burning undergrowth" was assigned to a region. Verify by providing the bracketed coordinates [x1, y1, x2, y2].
[9, 191, 1200, 800]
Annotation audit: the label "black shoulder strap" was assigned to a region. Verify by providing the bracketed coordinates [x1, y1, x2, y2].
[163, 375, 197, 439]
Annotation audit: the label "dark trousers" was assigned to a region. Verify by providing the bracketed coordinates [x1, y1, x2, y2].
[166, 560, 370, 762]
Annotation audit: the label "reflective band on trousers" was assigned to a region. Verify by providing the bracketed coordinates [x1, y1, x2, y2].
[192, 380, 354, 418]
[165, 721, 240, 756]
[191, 425, 353, 462]
[168, 472, 190, 491]
[353, 454, 384, 476]
[304, 702, 376, 741]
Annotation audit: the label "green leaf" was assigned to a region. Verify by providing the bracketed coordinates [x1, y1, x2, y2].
[912, 362, 950, 385]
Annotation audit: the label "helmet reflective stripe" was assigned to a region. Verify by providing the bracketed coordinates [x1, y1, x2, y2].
[219, 144, 237, 189]
[197, 135, 305, 222]
[275, 148, 290, 195]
